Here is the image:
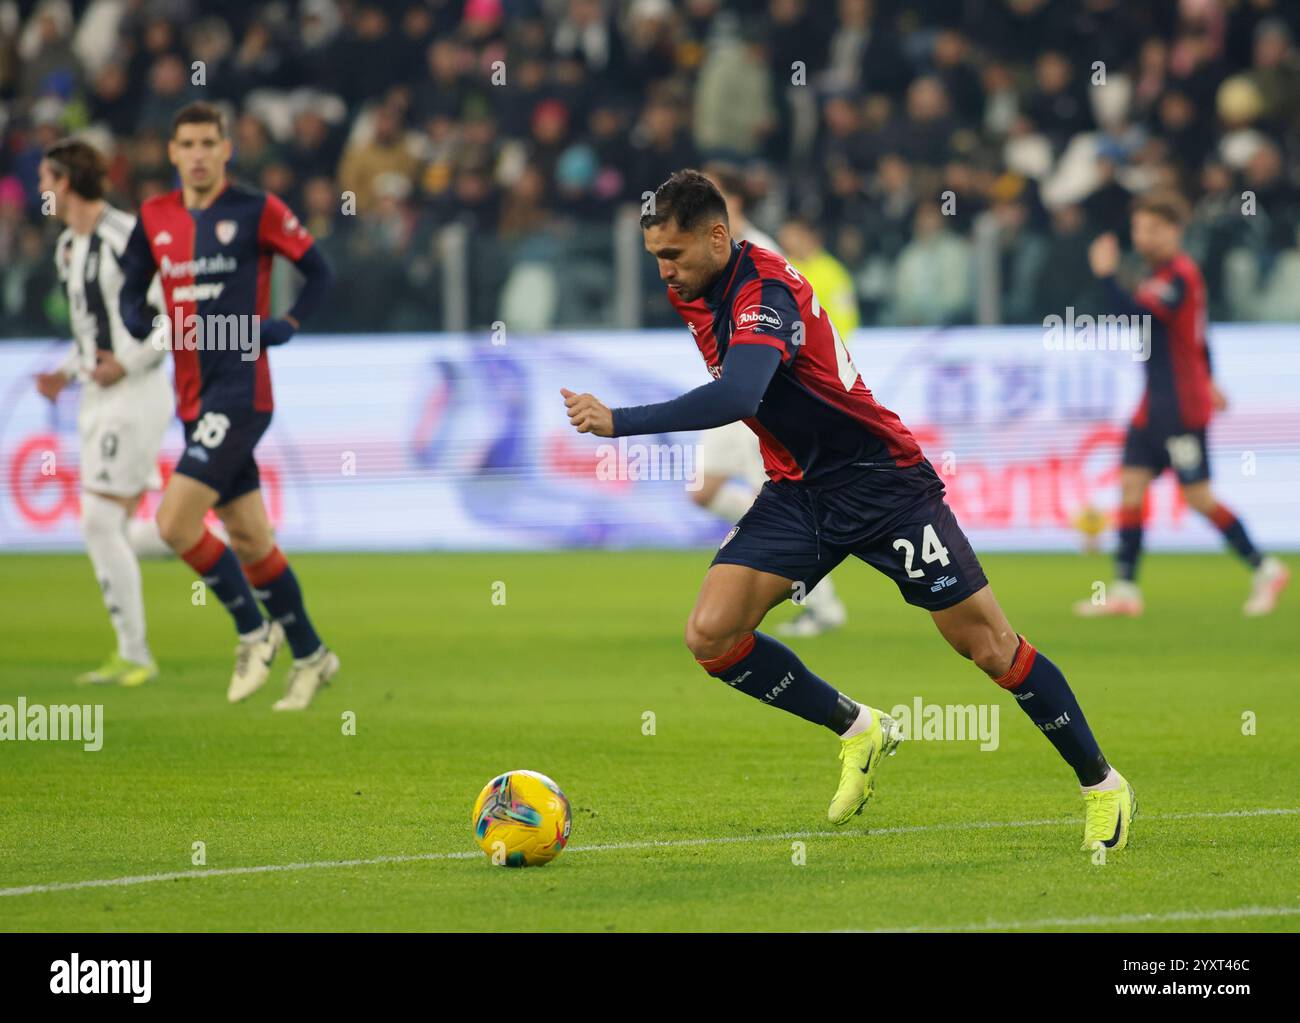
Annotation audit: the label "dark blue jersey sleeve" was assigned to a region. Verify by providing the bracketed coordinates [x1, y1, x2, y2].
[118, 219, 159, 340]
[610, 342, 782, 437]
[1098, 275, 1147, 319]
[286, 243, 334, 326]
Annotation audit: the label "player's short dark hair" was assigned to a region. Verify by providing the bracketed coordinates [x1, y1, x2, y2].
[641, 169, 729, 234]
[43, 138, 108, 200]
[172, 101, 227, 138]
[1132, 190, 1190, 227]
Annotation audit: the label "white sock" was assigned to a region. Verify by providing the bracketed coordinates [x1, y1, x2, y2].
[125, 515, 171, 559]
[1081, 766, 1122, 793]
[81, 492, 151, 664]
[294, 644, 326, 666]
[706, 481, 757, 523]
[240, 619, 270, 643]
[840, 702, 874, 739]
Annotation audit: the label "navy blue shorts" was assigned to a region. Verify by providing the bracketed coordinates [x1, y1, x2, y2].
[1122, 424, 1210, 485]
[175, 409, 271, 507]
[712, 462, 988, 612]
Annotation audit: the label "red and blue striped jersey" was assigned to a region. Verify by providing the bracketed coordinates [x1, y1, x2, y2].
[670, 240, 923, 484]
[1130, 251, 1213, 431]
[124, 181, 315, 421]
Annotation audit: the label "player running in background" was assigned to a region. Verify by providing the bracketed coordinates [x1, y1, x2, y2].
[564, 171, 1136, 853]
[776, 216, 860, 338]
[692, 164, 848, 638]
[118, 101, 339, 710]
[1076, 192, 1289, 618]
[34, 139, 173, 687]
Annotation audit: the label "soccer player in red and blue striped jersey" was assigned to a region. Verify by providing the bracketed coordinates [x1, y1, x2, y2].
[563, 171, 1135, 852]
[1078, 191, 1289, 618]
[119, 102, 339, 710]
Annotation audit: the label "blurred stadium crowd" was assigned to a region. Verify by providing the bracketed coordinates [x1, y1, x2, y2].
[2, 0, 1300, 335]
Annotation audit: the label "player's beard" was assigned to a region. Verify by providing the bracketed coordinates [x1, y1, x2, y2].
[682, 263, 726, 303]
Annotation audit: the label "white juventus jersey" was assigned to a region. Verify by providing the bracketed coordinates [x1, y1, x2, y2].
[52, 204, 173, 496]
[737, 222, 781, 256]
[54, 204, 169, 388]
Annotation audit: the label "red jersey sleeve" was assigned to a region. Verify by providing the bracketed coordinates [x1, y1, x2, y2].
[728, 277, 801, 363]
[257, 192, 314, 262]
[1134, 268, 1187, 325]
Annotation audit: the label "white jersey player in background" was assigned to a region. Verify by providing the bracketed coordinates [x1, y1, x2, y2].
[34, 139, 173, 687]
[697, 164, 847, 637]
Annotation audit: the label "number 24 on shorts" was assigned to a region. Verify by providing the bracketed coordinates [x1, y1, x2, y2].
[893, 523, 951, 579]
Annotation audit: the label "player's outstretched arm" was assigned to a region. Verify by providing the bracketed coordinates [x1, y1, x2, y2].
[563, 343, 781, 439]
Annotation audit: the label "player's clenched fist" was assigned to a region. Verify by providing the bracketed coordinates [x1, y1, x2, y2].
[35, 370, 68, 401]
[1088, 232, 1121, 277]
[561, 387, 614, 437]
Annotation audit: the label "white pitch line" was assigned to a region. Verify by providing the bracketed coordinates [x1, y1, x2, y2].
[1, 806, 1296, 899]
[849, 905, 1300, 933]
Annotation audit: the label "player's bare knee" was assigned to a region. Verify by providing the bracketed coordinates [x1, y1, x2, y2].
[1182, 486, 1217, 516]
[155, 506, 197, 552]
[974, 628, 1018, 677]
[685, 607, 744, 662]
[226, 531, 270, 565]
[948, 625, 1014, 677]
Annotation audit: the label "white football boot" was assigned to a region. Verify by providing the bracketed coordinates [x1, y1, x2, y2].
[272, 646, 340, 711]
[1243, 557, 1290, 616]
[227, 620, 286, 703]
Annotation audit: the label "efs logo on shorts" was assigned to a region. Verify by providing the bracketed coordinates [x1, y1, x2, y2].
[735, 305, 783, 334]
[720, 525, 740, 548]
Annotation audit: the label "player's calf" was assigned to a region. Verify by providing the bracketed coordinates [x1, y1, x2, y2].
[931, 587, 1019, 677]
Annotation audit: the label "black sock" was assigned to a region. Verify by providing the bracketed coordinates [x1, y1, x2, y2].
[698, 631, 857, 734]
[245, 547, 323, 659]
[1115, 507, 1143, 582]
[1210, 504, 1263, 569]
[996, 637, 1109, 786]
[182, 532, 266, 635]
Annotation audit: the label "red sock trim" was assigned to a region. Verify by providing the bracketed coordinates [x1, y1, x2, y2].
[994, 635, 1037, 690]
[1209, 503, 1236, 531]
[1116, 506, 1143, 530]
[243, 546, 288, 587]
[697, 632, 756, 675]
[181, 531, 227, 575]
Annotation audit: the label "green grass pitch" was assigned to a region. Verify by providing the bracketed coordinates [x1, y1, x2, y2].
[1, 550, 1297, 932]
